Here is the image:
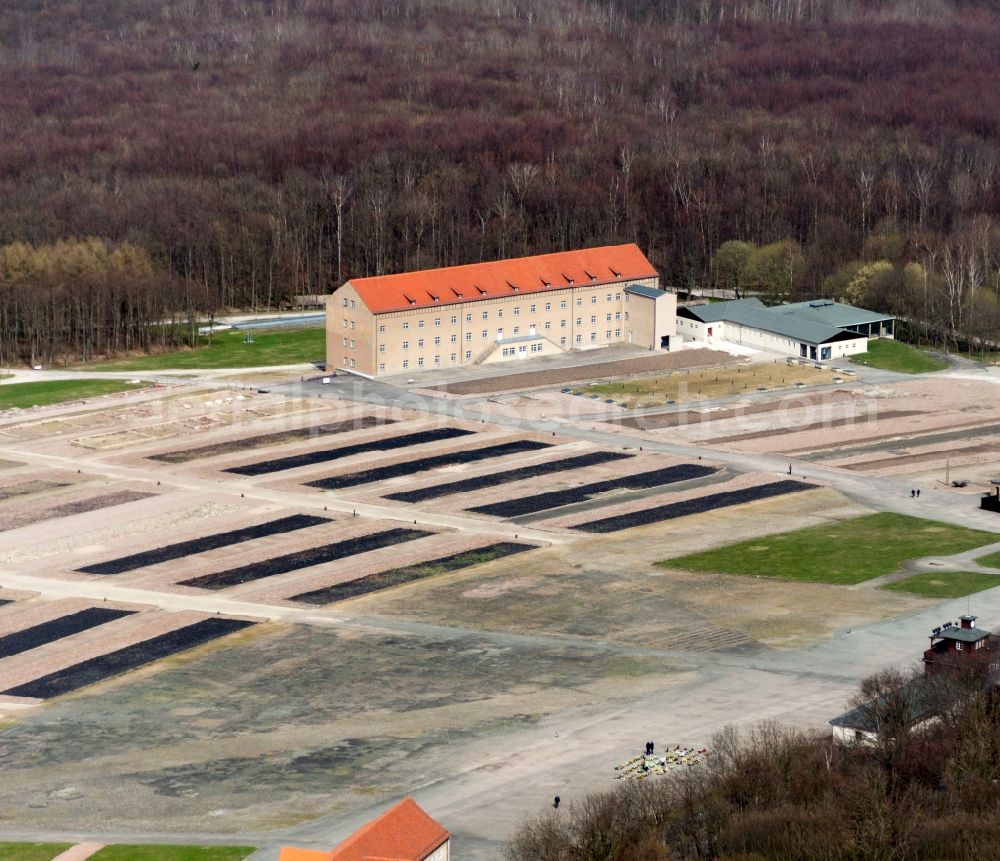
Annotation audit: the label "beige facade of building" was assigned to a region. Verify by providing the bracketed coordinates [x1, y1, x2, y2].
[326, 245, 675, 377]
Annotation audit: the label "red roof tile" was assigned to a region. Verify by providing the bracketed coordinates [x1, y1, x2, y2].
[308, 797, 451, 861]
[347, 244, 656, 314]
[278, 850, 333, 861]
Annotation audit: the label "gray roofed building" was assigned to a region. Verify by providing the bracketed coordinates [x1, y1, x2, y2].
[675, 296, 894, 360]
[776, 299, 896, 340]
[678, 298, 856, 345]
[778, 298, 894, 329]
[829, 676, 947, 737]
[936, 626, 991, 645]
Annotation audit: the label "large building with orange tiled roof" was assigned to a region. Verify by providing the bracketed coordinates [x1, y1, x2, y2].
[279, 796, 451, 861]
[326, 244, 676, 376]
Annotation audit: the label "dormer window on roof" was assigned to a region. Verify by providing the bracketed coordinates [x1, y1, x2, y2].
[345, 244, 655, 314]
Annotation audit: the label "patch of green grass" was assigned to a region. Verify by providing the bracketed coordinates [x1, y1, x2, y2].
[0, 379, 148, 410]
[89, 846, 255, 861]
[850, 339, 948, 374]
[0, 844, 73, 861]
[882, 570, 1000, 598]
[80, 327, 325, 371]
[660, 513, 998, 585]
[974, 549, 1000, 569]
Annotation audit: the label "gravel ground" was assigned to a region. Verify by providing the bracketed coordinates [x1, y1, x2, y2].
[120, 517, 437, 600]
[258, 428, 558, 496]
[0, 598, 147, 638]
[610, 390, 858, 431]
[245, 531, 498, 605]
[0, 609, 209, 696]
[207, 417, 476, 477]
[432, 348, 733, 395]
[0, 501, 248, 566]
[679, 378, 1000, 457]
[0, 488, 159, 533]
[538, 472, 817, 530]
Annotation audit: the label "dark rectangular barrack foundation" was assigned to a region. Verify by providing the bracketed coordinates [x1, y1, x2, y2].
[292, 541, 535, 605]
[224, 427, 475, 476]
[2, 617, 256, 700]
[306, 440, 551, 490]
[0, 607, 136, 659]
[385, 451, 633, 504]
[77, 513, 331, 575]
[179, 527, 434, 590]
[467, 463, 717, 518]
[572, 480, 818, 533]
[149, 417, 396, 464]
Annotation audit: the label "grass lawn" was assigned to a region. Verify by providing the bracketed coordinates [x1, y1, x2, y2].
[0, 845, 73, 861]
[582, 361, 836, 406]
[0, 379, 148, 410]
[660, 513, 998, 586]
[881, 570, 1000, 599]
[849, 339, 948, 374]
[89, 846, 255, 861]
[974, 549, 1000, 569]
[80, 327, 325, 371]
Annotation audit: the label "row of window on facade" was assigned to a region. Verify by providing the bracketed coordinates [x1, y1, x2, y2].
[388, 328, 624, 352]
[370, 293, 628, 331]
[378, 353, 467, 372]
[378, 312, 628, 338]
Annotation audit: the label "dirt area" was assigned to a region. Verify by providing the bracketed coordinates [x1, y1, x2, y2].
[610, 390, 858, 431]
[0, 486, 158, 533]
[431, 348, 733, 395]
[647, 378, 1000, 453]
[354, 488, 910, 650]
[0, 496, 251, 566]
[584, 361, 839, 407]
[0, 622, 681, 832]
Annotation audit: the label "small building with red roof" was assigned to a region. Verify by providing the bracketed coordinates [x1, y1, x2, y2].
[327, 244, 675, 376]
[279, 797, 451, 861]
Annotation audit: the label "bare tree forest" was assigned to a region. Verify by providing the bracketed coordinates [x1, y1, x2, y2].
[1, 0, 1000, 360]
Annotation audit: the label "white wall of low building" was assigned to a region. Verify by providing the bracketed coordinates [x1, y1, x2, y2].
[479, 336, 562, 364]
[424, 839, 450, 861]
[826, 337, 869, 358]
[677, 316, 870, 360]
[832, 725, 878, 747]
